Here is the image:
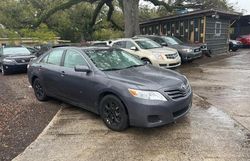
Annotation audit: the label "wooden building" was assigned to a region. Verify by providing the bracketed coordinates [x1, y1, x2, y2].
[140, 9, 240, 54]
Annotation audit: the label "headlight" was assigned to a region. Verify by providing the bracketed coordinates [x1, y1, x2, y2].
[153, 53, 165, 60]
[128, 89, 167, 101]
[3, 58, 15, 63]
[182, 48, 193, 53]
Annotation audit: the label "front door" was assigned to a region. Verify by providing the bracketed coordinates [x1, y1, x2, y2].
[59, 49, 96, 110]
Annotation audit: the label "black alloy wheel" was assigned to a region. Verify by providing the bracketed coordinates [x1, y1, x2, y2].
[33, 78, 48, 101]
[100, 95, 128, 131]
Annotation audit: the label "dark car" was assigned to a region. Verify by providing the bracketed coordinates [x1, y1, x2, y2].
[137, 35, 203, 62]
[229, 39, 242, 52]
[0, 46, 36, 75]
[27, 47, 192, 131]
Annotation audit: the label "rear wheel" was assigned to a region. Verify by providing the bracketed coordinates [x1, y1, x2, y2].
[33, 78, 48, 101]
[100, 95, 128, 131]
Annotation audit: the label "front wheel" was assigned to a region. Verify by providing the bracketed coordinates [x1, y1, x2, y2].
[33, 78, 48, 101]
[100, 95, 128, 131]
[141, 58, 152, 64]
[1, 65, 8, 76]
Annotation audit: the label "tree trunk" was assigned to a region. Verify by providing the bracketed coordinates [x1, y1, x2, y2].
[123, 0, 140, 38]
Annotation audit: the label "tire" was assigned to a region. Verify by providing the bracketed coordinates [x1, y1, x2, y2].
[1, 65, 8, 76]
[141, 58, 152, 64]
[100, 95, 128, 131]
[33, 78, 48, 101]
[232, 48, 238, 52]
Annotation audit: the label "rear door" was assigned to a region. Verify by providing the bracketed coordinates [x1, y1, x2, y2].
[39, 49, 64, 97]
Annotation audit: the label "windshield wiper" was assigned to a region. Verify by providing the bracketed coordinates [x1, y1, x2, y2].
[102, 68, 122, 71]
[124, 64, 145, 69]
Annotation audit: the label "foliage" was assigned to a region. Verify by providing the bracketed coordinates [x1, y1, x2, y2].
[19, 24, 58, 42]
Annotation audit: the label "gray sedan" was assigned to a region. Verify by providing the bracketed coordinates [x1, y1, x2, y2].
[27, 47, 192, 131]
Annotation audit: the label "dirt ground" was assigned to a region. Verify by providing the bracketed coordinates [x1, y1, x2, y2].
[1, 49, 250, 161]
[0, 74, 61, 161]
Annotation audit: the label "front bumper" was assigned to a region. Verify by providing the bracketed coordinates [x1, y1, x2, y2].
[180, 51, 202, 61]
[2, 63, 28, 72]
[125, 91, 193, 127]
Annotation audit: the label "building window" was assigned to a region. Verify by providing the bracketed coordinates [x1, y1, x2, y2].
[215, 22, 221, 36]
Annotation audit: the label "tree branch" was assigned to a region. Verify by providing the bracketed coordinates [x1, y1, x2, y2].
[33, 0, 99, 28]
[145, 0, 172, 11]
[90, 0, 106, 27]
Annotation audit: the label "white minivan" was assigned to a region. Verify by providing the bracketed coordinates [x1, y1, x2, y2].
[111, 38, 181, 68]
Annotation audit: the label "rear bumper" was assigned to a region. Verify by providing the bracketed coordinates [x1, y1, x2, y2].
[126, 91, 193, 128]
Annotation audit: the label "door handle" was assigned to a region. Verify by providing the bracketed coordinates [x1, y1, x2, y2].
[61, 71, 65, 77]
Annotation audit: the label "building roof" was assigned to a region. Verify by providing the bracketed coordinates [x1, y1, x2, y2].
[140, 9, 241, 25]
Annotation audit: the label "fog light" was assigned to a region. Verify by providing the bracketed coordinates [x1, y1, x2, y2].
[148, 115, 161, 123]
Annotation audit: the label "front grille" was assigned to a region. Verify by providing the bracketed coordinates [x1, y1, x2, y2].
[165, 86, 190, 100]
[194, 48, 201, 52]
[166, 52, 178, 59]
[15, 58, 31, 63]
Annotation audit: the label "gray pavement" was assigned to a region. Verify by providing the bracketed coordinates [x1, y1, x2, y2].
[13, 50, 250, 161]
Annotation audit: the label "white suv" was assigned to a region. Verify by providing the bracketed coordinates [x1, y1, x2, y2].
[110, 38, 181, 68]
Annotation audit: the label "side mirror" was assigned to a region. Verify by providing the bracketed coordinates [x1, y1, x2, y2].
[161, 42, 168, 46]
[130, 46, 138, 51]
[74, 65, 91, 73]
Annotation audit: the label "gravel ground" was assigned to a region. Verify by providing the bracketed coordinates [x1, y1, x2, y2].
[0, 73, 61, 161]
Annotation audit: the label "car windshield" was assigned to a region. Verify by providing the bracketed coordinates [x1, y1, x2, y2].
[3, 47, 31, 55]
[163, 37, 184, 45]
[135, 39, 161, 49]
[85, 49, 144, 71]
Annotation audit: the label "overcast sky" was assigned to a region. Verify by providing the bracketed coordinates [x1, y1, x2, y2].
[228, 0, 250, 15]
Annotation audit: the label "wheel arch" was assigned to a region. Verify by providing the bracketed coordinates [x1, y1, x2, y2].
[97, 90, 129, 118]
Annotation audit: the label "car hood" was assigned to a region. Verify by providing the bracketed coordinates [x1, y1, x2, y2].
[147, 47, 177, 54]
[3, 54, 36, 59]
[104, 65, 186, 90]
[169, 44, 198, 50]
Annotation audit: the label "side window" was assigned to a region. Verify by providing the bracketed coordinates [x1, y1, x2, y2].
[40, 54, 49, 63]
[47, 50, 64, 65]
[63, 50, 87, 68]
[112, 41, 126, 48]
[125, 41, 136, 49]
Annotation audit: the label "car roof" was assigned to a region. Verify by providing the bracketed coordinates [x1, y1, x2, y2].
[113, 38, 150, 42]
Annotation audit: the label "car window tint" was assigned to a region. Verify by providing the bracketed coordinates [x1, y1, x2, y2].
[47, 50, 64, 66]
[64, 50, 87, 68]
[125, 41, 136, 49]
[112, 41, 126, 48]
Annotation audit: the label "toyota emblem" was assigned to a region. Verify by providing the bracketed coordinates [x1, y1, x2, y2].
[21, 59, 26, 63]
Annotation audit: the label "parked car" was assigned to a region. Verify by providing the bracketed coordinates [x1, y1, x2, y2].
[0, 46, 36, 75]
[237, 34, 250, 47]
[110, 38, 181, 68]
[136, 35, 203, 62]
[36, 44, 72, 57]
[25, 46, 39, 55]
[27, 47, 192, 131]
[229, 39, 242, 52]
[91, 41, 112, 47]
[174, 36, 208, 54]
